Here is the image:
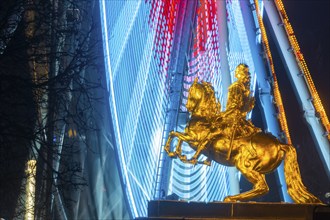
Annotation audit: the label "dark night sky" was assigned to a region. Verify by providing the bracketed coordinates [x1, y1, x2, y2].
[273, 0, 330, 201]
[284, 0, 330, 115]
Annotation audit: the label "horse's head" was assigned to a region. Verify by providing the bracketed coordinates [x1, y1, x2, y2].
[186, 78, 204, 113]
[186, 78, 221, 118]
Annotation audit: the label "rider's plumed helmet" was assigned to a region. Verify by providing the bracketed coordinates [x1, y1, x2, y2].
[235, 63, 250, 80]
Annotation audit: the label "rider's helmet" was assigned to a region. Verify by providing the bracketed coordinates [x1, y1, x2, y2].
[235, 63, 250, 81]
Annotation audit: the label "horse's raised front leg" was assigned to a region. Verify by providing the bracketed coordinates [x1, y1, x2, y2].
[165, 131, 178, 158]
[174, 139, 187, 161]
[165, 131, 200, 164]
[164, 131, 194, 160]
[187, 138, 209, 165]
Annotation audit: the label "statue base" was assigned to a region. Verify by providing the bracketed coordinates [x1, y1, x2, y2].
[136, 200, 330, 220]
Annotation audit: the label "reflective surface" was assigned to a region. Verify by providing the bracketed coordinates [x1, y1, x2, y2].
[165, 65, 321, 204]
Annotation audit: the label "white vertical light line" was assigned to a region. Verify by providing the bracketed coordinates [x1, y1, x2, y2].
[111, 1, 142, 79]
[248, 71, 257, 119]
[100, 1, 138, 217]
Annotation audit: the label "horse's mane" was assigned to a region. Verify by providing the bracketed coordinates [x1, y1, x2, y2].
[201, 81, 221, 115]
[190, 80, 221, 119]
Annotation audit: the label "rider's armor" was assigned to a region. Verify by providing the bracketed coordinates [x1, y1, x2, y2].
[221, 80, 261, 139]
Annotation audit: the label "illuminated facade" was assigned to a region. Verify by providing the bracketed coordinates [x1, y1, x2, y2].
[100, 0, 330, 218]
[100, 1, 170, 217]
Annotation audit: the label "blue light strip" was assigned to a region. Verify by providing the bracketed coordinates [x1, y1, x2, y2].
[100, 1, 171, 217]
[100, 1, 138, 217]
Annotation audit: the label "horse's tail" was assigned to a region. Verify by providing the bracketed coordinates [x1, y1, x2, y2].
[281, 144, 322, 203]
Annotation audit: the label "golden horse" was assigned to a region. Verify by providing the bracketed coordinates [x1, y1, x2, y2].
[164, 79, 321, 204]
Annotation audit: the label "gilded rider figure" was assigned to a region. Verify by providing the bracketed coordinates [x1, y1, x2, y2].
[221, 63, 261, 139]
[190, 64, 261, 164]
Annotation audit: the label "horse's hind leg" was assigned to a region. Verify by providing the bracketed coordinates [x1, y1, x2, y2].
[224, 168, 269, 202]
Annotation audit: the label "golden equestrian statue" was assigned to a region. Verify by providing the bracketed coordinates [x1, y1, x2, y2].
[165, 64, 321, 204]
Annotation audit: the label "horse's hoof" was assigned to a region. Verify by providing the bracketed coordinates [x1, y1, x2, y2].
[179, 155, 187, 161]
[224, 196, 236, 203]
[188, 158, 198, 165]
[168, 152, 177, 158]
